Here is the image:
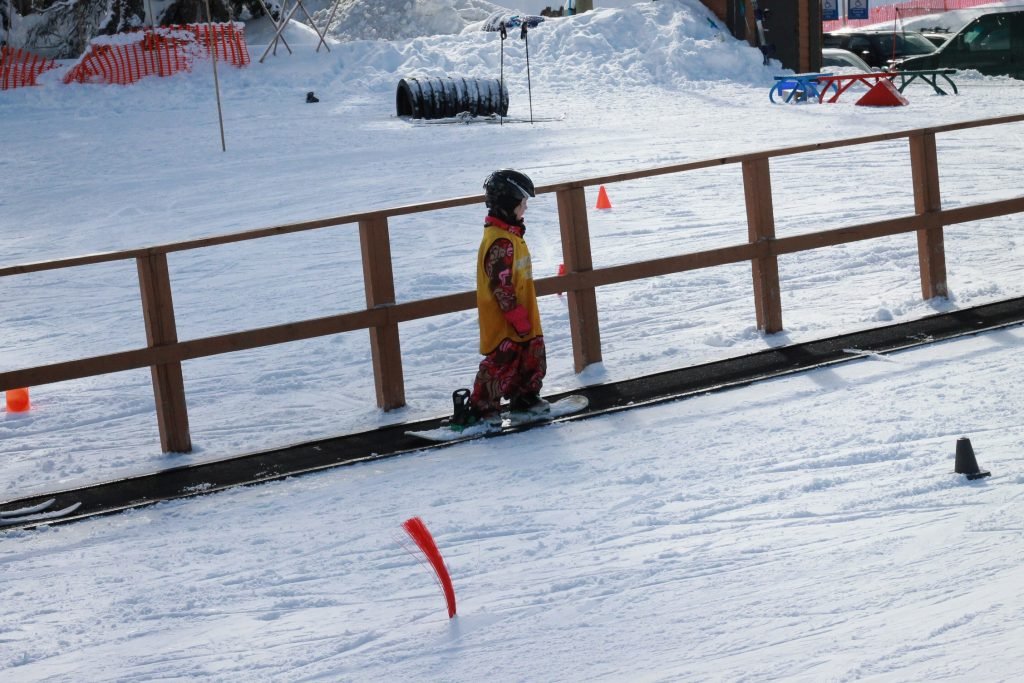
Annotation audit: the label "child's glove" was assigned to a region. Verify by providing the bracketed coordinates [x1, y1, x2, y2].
[504, 305, 532, 336]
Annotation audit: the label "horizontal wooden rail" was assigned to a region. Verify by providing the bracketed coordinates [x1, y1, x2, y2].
[4, 195, 1021, 389]
[2, 114, 1023, 452]
[5, 114, 1022, 280]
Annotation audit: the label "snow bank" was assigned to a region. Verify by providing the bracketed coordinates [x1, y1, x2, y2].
[247, 0, 770, 94]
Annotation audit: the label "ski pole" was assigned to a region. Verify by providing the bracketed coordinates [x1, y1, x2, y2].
[499, 23, 507, 125]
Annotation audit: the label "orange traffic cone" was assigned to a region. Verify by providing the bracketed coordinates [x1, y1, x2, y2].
[595, 185, 612, 210]
[6, 388, 30, 412]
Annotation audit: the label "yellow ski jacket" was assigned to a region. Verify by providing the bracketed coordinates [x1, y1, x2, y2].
[476, 218, 543, 354]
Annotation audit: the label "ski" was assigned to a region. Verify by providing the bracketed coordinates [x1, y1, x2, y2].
[406, 420, 503, 443]
[1, 498, 57, 518]
[748, 0, 773, 65]
[407, 394, 589, 444]
[0, 500, 82, 526]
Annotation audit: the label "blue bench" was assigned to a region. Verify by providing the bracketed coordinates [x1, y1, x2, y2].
[769, 73, 830, 104]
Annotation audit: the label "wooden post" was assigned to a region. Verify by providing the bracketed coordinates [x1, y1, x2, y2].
[742, 158, 784, 333]
[798, 0, 810, 72]
[909, 132, 948, 299]
[743, 0, 758, 48]
[359, 215, 405, 410]
[556, 186, 602, 372]
[137, 253, 192, 453]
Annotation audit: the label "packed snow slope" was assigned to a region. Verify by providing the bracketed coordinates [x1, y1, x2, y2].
[3, 0, 1024, 680]
[2, 0, 1023, 495]
[4, 321, 1024, 681]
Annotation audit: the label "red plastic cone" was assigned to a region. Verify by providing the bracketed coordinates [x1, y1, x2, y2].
[855, 79, 909, 107]
[6, 388, 30, 412]
[595, 185, 612, 209]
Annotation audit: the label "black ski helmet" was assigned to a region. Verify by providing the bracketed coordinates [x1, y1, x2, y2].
[483, 169, 536, 212]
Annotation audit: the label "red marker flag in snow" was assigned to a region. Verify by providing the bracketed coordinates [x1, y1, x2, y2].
[402, 517, 457, 618]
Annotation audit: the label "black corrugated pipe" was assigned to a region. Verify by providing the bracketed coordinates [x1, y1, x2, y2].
[396, 77, 509, 120]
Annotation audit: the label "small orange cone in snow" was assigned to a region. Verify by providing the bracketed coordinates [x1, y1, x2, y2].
[595, 185, 612, 210]
[6, 388, 30, 412]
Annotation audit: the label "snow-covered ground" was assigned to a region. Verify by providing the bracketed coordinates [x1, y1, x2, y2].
[2, 1, 1024, 679]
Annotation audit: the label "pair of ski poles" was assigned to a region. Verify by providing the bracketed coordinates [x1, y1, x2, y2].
[498, 21, 534, 125]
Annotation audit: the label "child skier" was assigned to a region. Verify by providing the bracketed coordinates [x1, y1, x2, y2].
[452, 169, 549, 429]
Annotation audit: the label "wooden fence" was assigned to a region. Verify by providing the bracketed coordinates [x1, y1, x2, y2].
[822, 0, 996, 31]
[3, 114, 1024, 453]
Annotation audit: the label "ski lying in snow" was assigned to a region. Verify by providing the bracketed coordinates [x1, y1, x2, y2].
[407, 395, 589, 443]
[410, 112, 566, 125]
[0, 498, 83, 526]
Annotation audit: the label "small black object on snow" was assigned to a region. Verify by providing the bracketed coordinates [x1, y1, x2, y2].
[954, 437, 991, 480]
[306, 91, 319, 103]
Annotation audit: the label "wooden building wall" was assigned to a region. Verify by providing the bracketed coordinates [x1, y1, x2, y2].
[699, 0, 821, 73]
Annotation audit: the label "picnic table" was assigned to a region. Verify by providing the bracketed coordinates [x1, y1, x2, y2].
[893, 69, 959, 95]
[769, 73, 830, 104]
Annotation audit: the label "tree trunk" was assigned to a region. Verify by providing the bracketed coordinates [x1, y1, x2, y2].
[161, 0, 230, 25]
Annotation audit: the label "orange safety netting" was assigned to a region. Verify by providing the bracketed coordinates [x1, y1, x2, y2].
[63, 23, 250, 86]
[824, 0, 998, 32]
[1, 46, 58, 90]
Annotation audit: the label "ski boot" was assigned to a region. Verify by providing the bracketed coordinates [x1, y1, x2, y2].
[509, 392, 551, 418]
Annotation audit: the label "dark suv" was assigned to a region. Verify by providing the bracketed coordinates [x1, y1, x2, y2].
[894, 10, 1024, 81]
[823, 30, 938, 69]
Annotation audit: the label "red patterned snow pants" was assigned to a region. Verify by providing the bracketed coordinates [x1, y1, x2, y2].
[470, 337, 546, 415]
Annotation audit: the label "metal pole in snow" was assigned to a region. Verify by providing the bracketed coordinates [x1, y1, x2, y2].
[522, 22, 534, 125]
[203, 0, 227, 152]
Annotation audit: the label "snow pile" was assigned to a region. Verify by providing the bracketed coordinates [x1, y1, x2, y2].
[311, 0, 508, 41]
[248, 0, 768, 93]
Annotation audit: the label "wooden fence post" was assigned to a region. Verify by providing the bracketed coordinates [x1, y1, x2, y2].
[137, 252, 192, 453]
[742, 158, 783, 333]
[909, 131, 948, 299]
[359, 215, 405, 410]
[556, 186, 603, 372]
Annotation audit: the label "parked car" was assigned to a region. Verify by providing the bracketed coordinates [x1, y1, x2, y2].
[822, 47, 875, 72]
[894, 9, 1024, 81]
[823, 30, 938, 69]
